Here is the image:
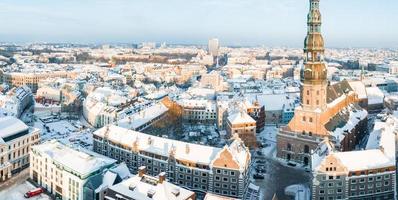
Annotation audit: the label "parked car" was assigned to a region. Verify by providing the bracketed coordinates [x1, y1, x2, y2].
[24, 188, 44, 198]
[255, 160, 266, 164]
[287, 162, 297, 167]
[253, 174, 265, 179]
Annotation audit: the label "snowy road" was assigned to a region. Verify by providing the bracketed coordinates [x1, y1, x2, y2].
[0, 181, 51, 200]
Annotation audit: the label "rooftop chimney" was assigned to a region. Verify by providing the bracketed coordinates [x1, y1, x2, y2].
[185, 144, 190, 154]
[138, 166, 146, 177]
[158, 172, 166, 184]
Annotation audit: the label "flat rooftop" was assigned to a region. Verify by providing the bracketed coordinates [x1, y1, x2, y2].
[32, 140, 117, 178]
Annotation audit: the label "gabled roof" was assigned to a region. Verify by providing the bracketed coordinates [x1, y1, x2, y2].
[227, 111, 256, 125]
[327, 79, 353, 104]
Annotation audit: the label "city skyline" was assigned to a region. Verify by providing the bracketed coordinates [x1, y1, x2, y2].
[0, 0, 397, 48]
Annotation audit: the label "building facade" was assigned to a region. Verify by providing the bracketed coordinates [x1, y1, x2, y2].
[311, 116, 397, 200]
[30, 140, 117, 200]
[0, 117, 40, 181]
[93, 125, 251, 199]
[226, 111, 257, 149]
[3, 71, 73, 93]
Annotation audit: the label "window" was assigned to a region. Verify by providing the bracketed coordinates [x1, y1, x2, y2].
[307, 90, 310, 95]
[304, 145, 310, 154]
[368, 177, 373, 182]
[303, 116, 306, 122]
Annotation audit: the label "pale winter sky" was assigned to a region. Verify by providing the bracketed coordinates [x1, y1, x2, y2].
[0, 0, 397, 47]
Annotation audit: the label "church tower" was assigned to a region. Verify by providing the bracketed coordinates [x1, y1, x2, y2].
[277, 0, 368, 166]
[301, 0, 327, 111]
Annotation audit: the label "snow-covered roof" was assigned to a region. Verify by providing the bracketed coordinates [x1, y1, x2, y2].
[348, 81, 367, 99]
[118, 103, 168, 130]
[366, 87, 385, 105]
[0, 116, 29, 139]
[95, 125, 220, 165]
[32, 140, 117, 178]
[94, 125, 250, 169]
[108, 173, 194, 200]
[329, 105, 368, 143]
[227, 111, 256, 124]
[313, 115, 396, 172]
[247, 93, 294, 111]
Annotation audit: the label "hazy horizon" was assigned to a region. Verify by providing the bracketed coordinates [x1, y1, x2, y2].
[0, 0, 397, 48]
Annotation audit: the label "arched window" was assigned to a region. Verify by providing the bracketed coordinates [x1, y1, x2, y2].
[287, 143, 292, 151]
[304, 145, 310, 154]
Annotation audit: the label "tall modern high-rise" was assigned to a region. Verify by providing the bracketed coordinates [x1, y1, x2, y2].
[276, 0, 368, 166]
[208, 38, 220, 57]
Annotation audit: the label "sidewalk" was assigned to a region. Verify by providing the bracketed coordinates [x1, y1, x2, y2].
[0, 168, 29, 191]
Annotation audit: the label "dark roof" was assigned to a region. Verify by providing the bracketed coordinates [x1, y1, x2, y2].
[325, 104, 362, 132]
[327, 79, 353, 104]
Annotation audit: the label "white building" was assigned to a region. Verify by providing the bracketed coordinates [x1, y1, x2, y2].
[83, 87, 129, 128]
[30, 140, 117, 200]
[0, 117, 40, 181]
[178, 99, 217, 124]
[208, 38, 220, 57]
[0, 86, 34, 118]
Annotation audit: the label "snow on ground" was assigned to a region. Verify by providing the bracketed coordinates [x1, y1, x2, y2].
[257, 125, 277, 157]
[34, 118, 94, 150]
[285, 184, 310, 200]
[0, 181, 51, 200]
